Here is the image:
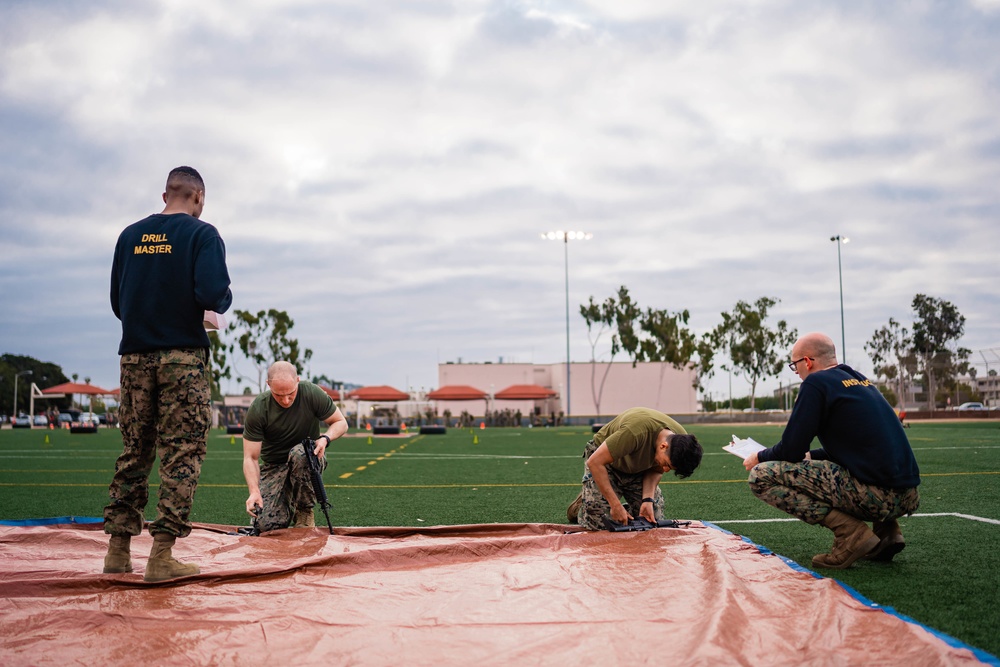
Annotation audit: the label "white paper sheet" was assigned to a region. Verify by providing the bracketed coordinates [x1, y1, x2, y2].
[723, 434, 767, 458]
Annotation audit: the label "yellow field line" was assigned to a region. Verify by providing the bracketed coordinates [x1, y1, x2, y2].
[3, 470, 998, 489]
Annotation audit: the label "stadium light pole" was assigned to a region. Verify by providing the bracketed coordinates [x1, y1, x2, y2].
[830, 235, 849, 364]
[13, 370, 32, 418]
[542, 230, 593, 418]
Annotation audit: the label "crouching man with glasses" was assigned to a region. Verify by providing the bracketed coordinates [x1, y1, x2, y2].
[742, 332, 920, 569]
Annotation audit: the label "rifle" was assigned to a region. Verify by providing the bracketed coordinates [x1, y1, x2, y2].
[602, 515, 691, 532]
[302, 438, 334, 534]
[236, 503, 262, 536]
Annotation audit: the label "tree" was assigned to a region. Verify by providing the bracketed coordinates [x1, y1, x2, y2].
[865, 318, 912, 409]
[212, 309, 314, 393]
[0, 354, 70, 415]
[311, 373, 343, 389]
[579, 286, 641, 416]
[708, 297, 797, 411]
[910, 294, 968, 410]
[635, 307, 698, 368]
[579, 286, 708, 414]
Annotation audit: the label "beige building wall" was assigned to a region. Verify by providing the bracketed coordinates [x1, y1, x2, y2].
[436, 361, 698, 420]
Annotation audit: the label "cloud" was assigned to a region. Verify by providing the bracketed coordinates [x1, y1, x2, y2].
[1, 1, 998, 399]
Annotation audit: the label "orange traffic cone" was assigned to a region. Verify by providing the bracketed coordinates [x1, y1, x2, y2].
[366, 422, 372, 431]
[480, 422, 485, 429]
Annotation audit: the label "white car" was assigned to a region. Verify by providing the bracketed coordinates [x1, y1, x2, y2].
[956, 402, 986, 411]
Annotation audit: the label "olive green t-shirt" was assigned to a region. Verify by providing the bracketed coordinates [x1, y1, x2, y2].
[243, 382, 336, 465]
[593, 407, 686, 474]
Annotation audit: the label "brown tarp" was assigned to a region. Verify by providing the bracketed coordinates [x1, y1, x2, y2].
[0, 522, 989, 666]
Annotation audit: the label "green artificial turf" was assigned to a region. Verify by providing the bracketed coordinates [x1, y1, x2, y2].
[1, 421, 998, 657]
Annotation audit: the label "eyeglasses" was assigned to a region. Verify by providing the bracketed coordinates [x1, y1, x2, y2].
[788, 357, 813, 372]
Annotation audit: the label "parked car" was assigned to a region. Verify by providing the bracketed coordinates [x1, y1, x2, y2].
[32, 415, 49, 427]
[957, 402, 986, 411]
[12, 414, 31, 429]
[71, 412, 100, 434]
[57, 413, 74, 428]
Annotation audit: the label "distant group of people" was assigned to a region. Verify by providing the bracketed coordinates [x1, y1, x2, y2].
[102, 167, 920, 582]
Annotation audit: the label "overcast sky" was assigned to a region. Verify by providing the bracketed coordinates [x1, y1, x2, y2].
[2, 0, 998, 403]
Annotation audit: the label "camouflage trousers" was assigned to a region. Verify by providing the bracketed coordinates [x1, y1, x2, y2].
[748, 459, 921, 525]
[576, 440, 665, 531]
[104, 348, 211, 538]
[257, 443, 325, 532]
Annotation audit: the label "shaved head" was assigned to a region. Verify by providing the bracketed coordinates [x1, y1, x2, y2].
[267, 361, 299, 383]
[794, 332, 838, 364]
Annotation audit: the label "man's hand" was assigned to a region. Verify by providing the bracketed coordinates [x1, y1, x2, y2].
[313, 438, 327, 457]
[246, 492, 263, 515]
[638, 501, 656, 523]
[742, 451, 760, 471]
[609, 503, 632, 525]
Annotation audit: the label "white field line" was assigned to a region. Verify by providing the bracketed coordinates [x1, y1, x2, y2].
[711, 513, 1000, 526]
[0, 452, 581, 461]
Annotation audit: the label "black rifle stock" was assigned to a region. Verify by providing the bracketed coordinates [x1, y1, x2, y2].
[302, 438, 334, 534]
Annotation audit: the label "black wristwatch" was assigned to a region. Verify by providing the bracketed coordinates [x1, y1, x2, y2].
[641, 497, 654, 505]
[318, 435, 331, 445]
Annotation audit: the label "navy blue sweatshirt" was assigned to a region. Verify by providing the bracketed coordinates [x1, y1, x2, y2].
[111, 213, 232, 354]
[757, 364, 920, 489]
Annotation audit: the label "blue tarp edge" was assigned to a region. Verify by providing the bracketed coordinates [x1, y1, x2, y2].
[0, 516, 103, 526]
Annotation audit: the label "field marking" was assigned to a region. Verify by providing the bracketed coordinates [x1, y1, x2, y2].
[4, 445, 1000, 462]
[911, 512, 1000, 526]
[710, 513, 1000, 526]
[4, 469, 1000, 488]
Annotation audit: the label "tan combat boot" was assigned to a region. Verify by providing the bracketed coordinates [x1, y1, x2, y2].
[292, 508, 316, 528]
[811, 509, 880, 570]
[144, 533, 200, 582]
[567, 492, 583, 523]
[865, 518, 906, 562]
[103, 535, 132, 574]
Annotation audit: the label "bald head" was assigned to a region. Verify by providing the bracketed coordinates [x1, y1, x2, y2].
[267, 361, 299, 383]
[793, 332, 838, 366]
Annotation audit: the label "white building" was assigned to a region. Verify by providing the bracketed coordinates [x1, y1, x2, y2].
[435, 360, 699, 423]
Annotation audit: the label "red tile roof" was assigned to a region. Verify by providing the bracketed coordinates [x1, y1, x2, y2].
[41, 382, 114, 395]
[494, 384, 558, 400]
[347, 385, 410, 401]
[427, 385, 488, 401]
